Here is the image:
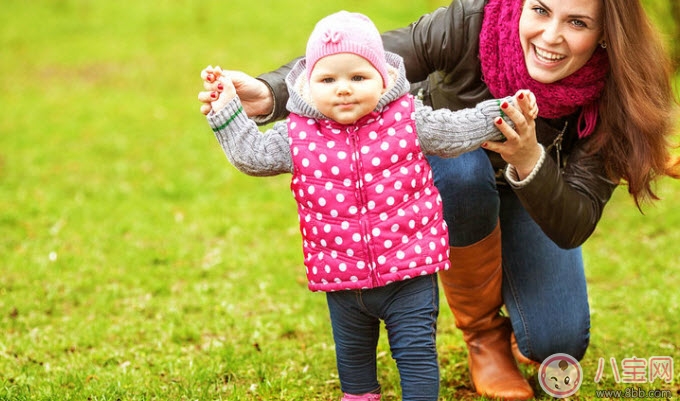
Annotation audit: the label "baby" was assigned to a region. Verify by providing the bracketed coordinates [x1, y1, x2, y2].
[197, 10, 537, 401]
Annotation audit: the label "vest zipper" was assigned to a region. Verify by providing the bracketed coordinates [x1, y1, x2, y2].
[348, 127, 379, 287]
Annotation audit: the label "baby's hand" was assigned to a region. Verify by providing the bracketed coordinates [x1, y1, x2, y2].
[198, 65, 236, 115]
[513, 89, 538, 120]
[201, 65, 223, 85]
[210, 76, 237, 112]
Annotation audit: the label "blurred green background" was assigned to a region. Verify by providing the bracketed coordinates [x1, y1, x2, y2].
[1, 1, 678, 400]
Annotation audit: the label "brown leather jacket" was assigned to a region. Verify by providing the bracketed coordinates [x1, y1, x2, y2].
[257, 0, 617, 249]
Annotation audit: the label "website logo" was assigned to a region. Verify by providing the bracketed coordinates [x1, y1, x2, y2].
[538, 353, 583, 398]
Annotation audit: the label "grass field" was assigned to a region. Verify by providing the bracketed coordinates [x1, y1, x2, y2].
[1, 1, 679, 400]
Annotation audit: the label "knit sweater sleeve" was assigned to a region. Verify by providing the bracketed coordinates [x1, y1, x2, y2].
[416, 97, 513, 157]
[206, 98, 293, 176]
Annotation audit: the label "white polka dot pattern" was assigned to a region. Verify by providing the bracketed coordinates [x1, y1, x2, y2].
[288, 94, 450, 292]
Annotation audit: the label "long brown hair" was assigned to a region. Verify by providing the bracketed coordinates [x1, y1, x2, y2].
[592, 0, 680, 207]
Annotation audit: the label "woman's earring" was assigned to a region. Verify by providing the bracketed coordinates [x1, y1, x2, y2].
[600, 41, 607, 49]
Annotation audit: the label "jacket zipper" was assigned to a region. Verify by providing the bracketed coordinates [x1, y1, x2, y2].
[546, 120, 568, 170]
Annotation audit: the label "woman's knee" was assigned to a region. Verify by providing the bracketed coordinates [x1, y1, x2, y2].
[516, 315, 590, 362]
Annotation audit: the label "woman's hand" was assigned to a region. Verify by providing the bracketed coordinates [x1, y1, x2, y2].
[482, 90, 542, 180]
[197, 66, 274, 116]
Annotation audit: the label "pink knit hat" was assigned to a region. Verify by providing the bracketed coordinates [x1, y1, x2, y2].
[305, 11, 389, 88]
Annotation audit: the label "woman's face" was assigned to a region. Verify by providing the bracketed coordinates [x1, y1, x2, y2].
[519, 0, 604, 83]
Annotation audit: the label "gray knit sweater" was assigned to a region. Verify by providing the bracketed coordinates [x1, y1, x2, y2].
[207, 52, 511, 176]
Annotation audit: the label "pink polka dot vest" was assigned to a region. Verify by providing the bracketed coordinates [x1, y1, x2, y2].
[287, 94, 450, 292]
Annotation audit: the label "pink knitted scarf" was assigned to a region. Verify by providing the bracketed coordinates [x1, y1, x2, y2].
[479, 0, 609, 138]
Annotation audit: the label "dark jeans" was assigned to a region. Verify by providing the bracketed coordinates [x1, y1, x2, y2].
[326, 274, 440, 401]
[428, 148, 590, 362]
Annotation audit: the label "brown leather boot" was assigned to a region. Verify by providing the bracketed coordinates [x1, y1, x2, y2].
[439, 224, 534, 400]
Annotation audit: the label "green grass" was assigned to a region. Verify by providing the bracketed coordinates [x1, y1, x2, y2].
[1, 0, 679, 400]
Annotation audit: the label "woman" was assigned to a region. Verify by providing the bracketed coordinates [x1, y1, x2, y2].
[199, 0, 679, 399]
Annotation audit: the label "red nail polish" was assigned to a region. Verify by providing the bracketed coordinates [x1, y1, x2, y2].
[217, 83, 224, 91]
[501, 102, 509, 109]
[207, 73, 215, 83]
[210, 92, 218, 99]
[518, 92, 524, 100]
[496, 117, 503, 125]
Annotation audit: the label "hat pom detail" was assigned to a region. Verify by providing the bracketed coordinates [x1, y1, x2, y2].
[321, 29, 342, 44]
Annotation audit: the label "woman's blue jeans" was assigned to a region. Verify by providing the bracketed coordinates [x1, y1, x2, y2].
[326, 274, 439, 401]
[427, 148, 590, 362]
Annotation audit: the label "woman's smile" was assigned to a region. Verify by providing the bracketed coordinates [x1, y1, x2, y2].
[533, 45, 566, 63]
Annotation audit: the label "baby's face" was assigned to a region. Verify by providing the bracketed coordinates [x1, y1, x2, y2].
[308, 53, 386, 125]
